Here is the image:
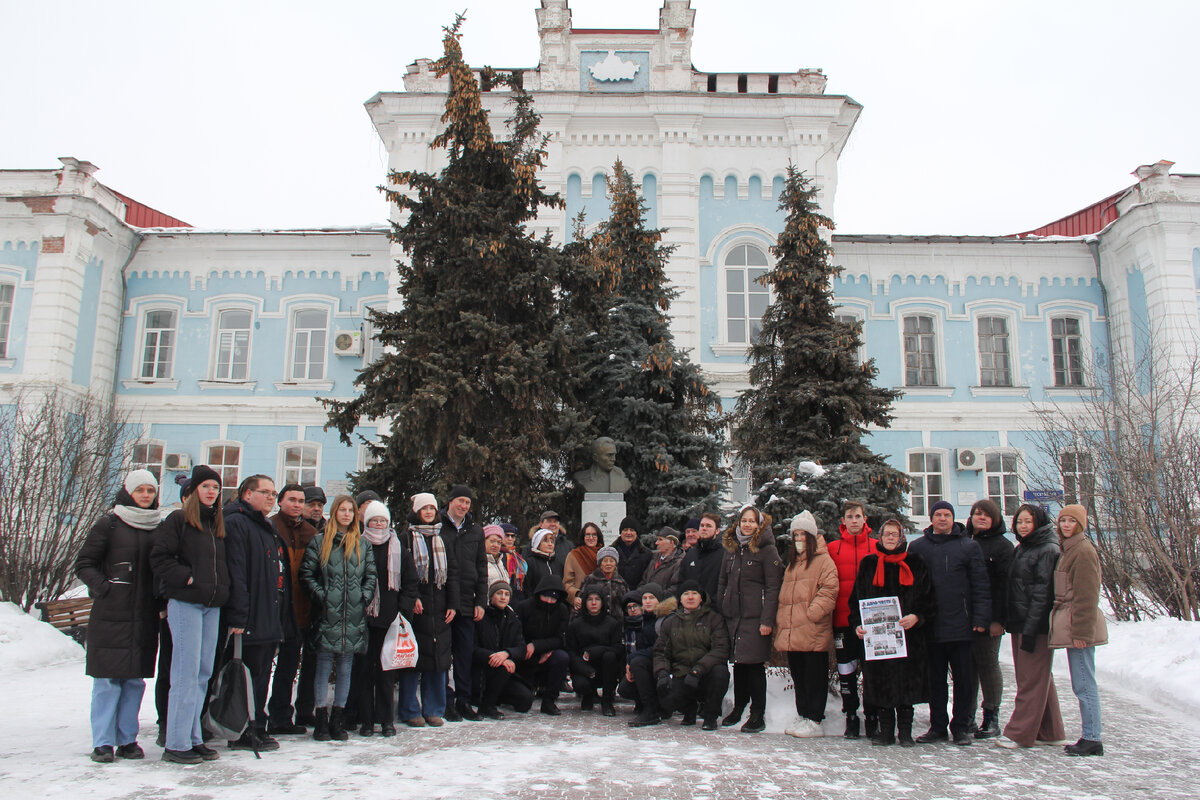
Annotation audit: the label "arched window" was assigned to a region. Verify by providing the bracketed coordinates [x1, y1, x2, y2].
[724, 244, 770, 344]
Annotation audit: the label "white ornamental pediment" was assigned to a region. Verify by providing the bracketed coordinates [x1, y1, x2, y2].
[589, 51, 639, 82]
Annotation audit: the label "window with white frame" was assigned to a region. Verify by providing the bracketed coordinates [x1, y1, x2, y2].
[0, 282, 14, 358]
[281, 443, 319, 487]
[140, 309, 177, 379]
[363, 305, 385, 366]
[1051, 316, 1085, 387]
[290, 308, 328, 381]
[725, 244, 770, 344]
[213, 308, 252, 381]
[977, 315, 1012, 386]
[206, 443, 241, 505]
[985, 451, 1021, 516]
[1060, 451, 1095, 507]
[729, 458, 752, 506]
[907, 451, 944, 517]
[902, 314, 938, 386]
[835, 312, 864, 364]
[131, 440, 165, 483]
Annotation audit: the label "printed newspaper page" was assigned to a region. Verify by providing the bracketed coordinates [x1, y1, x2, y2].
[859, 596, 907, 661]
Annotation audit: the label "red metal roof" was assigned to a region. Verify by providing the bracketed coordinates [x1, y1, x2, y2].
[107, 188, 191, 228]
[1011, 187, 1125, 239]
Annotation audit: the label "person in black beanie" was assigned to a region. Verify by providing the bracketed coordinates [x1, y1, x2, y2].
[613, 517, 651, 589]
[441, 484, 487, 722]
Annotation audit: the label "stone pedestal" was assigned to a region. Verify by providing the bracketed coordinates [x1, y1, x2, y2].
[580, 493, 626, 541]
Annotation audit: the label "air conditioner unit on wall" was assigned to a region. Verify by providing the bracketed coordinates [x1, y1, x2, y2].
[333, 330, 362, 356]
[956, 448, 984, 471]
[164, 452, 192, 471]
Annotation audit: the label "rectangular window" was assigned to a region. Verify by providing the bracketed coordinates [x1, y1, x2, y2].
[131, 441, 165, 483]
[290, 309, 327, 381]
[1060, 451, 1095, 506]
[213, 309, 251, 380]
[0, 283, 14, 358]
[836, 313, 864, 364]
[363, 306, 385, 366]
[206, 443, 241, 506]
[282, 443, 319, 487]
[1051, 316, 1084, 387]
[903, 314, 938, 386]
[140, 309, 176, 379]
[730, 458, 751, 506]
[985, 452, 1021, 516]
[907, 452, 943, 517]
[978, 316, 1012, 386]
[725, 245, 770, 344]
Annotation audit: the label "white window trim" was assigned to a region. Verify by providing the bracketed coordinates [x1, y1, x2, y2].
[358, 441, 382, 472]
[971, 309, 1022, 390]
[981, 447, 1024, 516]
[710, 231, 776, 355]
[208, 304, 255, 382]
[284, 304, 331, 384]
[905, 446, 950, 526]
[0, 280, 16, 362]
[362, 301, 388, 368]
[277, 440, 321, 488]
[130, 438, 167, 481]
[200, 439, 243, 505]
[896, 308, 947, 390]
[834, 303, 868, 365]
[129, 301, 183, 385]
[1045, 312, 1090, 389]
[1059, 449, 1095, 507]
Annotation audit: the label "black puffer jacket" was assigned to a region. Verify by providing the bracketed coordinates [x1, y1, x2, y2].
[150, 506, 230, 608]
[566, 603, 623, 676]
[473, 603, 526, 666]
[443, 512, 487, 616]
[222, 498, 286, 645]
[966, 516, 1015, 628]
[679, 535, 723, 601]
[908, 522, 991, 643]
[74, 501, 159, 679]
[401, 521, 460, 672]
[1005, 523, 1060, 638]
[300, 531, 377, 655]
[717, 525, 784, 664]
[515, 575, 569, 656]
[524, 550, 560, 602]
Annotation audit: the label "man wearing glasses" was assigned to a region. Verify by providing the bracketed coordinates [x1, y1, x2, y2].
[222, 474, 287, 751]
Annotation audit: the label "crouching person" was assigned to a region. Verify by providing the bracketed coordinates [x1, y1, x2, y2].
[623, 583, 676, 727]
[472, 582, 532, 719]
[514, 576, 570, 715]
[653, 580, 730, 730]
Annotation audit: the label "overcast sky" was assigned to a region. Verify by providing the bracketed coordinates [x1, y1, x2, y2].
[4, 0, 1196, 235]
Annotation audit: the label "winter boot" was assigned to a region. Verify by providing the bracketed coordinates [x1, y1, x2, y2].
[628, 709, 662, 727]
[329, 707, 349, 741]
[359, 721, 374, 737]
[580, 691, 597, 712]
[721, 704, 746, 727]
[896, 707, 915, 748]
[975, 708, 1001, 739]
[600, 698, 616, 717]
[680, 702, 697, 727]
[871, 708, 896, 746]
[539, 699, 562, 716]
[741, 711, 766, 733]
[313, 708, 331, 742]
[864, 712, 880, 740]
[843, 714, 861, 739]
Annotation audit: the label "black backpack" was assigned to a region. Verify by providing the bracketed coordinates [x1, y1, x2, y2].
[203, 633, 257, 755]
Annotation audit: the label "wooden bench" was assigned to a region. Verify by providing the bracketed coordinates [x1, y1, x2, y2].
[36, 597, 93, 644]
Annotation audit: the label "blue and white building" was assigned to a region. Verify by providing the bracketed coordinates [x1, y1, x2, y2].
[3, 0, 1198, 523]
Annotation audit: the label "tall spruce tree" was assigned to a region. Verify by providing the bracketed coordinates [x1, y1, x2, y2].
[731, 165, 908, 534]
[324, 17, 581, 522]
[565, 160, 725, 529]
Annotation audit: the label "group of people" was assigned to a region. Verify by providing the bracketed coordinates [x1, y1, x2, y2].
[73, 465, 1107, 766]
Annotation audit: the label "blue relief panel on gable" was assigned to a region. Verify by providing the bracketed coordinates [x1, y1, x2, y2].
[579, 51, 651, 92]
[71, 257, 104, 385]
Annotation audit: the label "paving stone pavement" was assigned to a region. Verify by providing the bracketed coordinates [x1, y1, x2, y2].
[3, 659, 1197, 799]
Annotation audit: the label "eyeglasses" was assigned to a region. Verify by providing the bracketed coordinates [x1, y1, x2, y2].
[254, 489, 278, 499]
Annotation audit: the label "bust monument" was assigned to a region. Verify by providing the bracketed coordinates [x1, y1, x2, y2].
[573, 436, 631, 495]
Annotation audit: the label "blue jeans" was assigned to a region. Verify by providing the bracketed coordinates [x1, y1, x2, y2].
[396, 668, 447, 720]
[90, 678, 145, 748]
[165, 599, 221, 751]
[313, 652, 354, 709]
[1067, 646, 1102, 740]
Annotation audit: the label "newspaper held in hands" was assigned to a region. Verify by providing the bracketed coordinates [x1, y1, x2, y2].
[859, 596, 907, 661]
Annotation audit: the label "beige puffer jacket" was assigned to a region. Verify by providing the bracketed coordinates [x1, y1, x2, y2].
[773, 536, 839, 653]
[1049, 531, 1108, 648]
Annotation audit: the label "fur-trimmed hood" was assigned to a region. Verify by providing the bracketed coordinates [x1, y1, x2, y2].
[722, 512, 773, 553]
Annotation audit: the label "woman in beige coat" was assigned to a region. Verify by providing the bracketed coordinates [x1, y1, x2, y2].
[1049, 504, 1107, 757]
[774, 511, 838, 738]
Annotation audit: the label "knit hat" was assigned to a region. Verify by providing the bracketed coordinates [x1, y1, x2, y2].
[411, 492, 438, 513]
[1057, 504, 1087, 532]
[790, 510, 818, 535]
[499, 522, 519, 535]
[656, 527, 680, 547]
[531, 528, 555, 552]
[355, 490, 382, 507]
[929, 500, 955, 516]
[188, 464, 222, 494]
[124, 469, 159, 494]
[303, 486, 327, 504]
[618, 516, 641, 534]
[676, 579, 706, 603]
[488, 580, 512, 601]
[638, 582, 666, 602]
[596, 545, 620, 564]
[684, 517, 702, 531]
[483, 524, 504, 540]
[448, 484, 475, 502]
[361, 500, 390, 527]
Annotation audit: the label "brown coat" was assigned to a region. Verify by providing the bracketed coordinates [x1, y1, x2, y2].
[562, 547, 593, 605]
[773, 537, 839, 653]
[1049, 532, 1108, 648]
[271, 512, 317, 628]
[717, 520, 784, 664]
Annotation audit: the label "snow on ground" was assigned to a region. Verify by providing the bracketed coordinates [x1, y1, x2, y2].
[2, 602, 1199, 799]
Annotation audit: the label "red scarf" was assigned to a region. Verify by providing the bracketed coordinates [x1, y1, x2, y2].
[873, 552, 913, 587]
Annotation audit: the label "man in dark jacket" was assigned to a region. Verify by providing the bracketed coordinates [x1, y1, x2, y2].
[641, 528, 685, 595]
[222, 474, 286, 751]
[679, 513, 723, 602]
[514, 575, 571, 715]
[908, 500, 991, 746]
[303, 485, 326, 531]
[653, 580, 730, 730]
[442, 484, 487, 721]
[267, 483, 318, 733]
[613, 516, 652, 589]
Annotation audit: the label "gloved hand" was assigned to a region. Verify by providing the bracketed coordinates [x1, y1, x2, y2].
[683, 669, 701, 691]
[656, 674, 671, 694]
[1020, 634, 1038, 654]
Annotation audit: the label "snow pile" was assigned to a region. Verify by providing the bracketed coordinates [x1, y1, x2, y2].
[797, 460, 826, 477]
[0, 601, 84, 671]
[1097, 617, 1200, 713]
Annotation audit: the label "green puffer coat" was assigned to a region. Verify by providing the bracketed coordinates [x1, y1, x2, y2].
[300, 531, 377, 655]
[652, 603, 729, 679]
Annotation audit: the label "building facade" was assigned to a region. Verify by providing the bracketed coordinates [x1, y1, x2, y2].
[3, 0, 1198, 523]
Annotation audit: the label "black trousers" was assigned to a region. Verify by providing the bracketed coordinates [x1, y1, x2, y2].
[352, 626, 397, 724]
[928, 639, 975, 735]
[786, 650, 829, 722]
[155, 616, 172, 726]
[658, 663, 730, 720]
[622, 655, 658, 710]
[516, 649, 569, 704]
[572, 650, 621, 698]
[446, 615, 476, 707]
[731, 662, 768, 714]
[268, 634, 316, 724]
[835, 625, 874, 717]
[474, 664, 534, 711]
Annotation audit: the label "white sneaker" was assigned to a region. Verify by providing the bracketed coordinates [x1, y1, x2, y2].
[995, 736, 1023, 749]
[784, 717, 805, 737]
[795, 718, 824, 738]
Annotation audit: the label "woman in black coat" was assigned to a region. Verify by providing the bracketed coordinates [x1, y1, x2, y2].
[396, 493, 459, 726]
[472, 580, 531, 717]
[965, 498, 1015, 738]
[567, 589, 624, 716]
[74, 469, 163, 763]
[849, 519, 936, 747]
[353, 501, 417, 736]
